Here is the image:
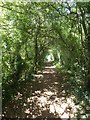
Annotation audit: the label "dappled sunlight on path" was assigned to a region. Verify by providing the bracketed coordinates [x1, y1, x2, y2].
[3, 62, 83, 119]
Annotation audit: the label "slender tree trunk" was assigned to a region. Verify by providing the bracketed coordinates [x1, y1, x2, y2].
[34, 28, 39, 73]
[78, 3, 90, 91]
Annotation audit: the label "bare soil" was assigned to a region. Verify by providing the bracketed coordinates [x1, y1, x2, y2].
[2, 62, 81, 119]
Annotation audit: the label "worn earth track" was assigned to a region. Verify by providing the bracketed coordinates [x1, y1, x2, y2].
[3, 62, 80, 119]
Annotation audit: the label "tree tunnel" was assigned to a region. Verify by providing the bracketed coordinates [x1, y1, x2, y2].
[1, 1, 90, 119]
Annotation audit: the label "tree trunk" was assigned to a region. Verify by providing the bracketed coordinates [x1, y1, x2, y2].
[77, 3, 90, 92]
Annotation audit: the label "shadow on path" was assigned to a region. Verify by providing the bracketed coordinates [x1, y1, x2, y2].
[2, 62, 83, 119]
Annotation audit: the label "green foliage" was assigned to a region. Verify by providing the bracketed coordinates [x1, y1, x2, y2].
[1, 2, 90, 116]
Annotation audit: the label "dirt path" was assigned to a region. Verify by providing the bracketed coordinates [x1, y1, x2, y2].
[3, 62, 80, 119]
